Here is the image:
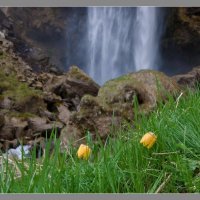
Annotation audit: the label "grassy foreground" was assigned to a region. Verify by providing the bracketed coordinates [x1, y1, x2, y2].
[1, 90, 200, 193]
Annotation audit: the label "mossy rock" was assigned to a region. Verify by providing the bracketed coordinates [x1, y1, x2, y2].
[98, 70, 180, 109]
[66, 65, 100, 88]
[8, 111, 36, 119]
[70, 70, 180, 138]
[0, 67, 45, 114]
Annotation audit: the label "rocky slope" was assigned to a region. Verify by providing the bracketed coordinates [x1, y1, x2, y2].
[1, 27, 200, 153]
[0, 34, 99, 151]
[0, 7, 200, 154]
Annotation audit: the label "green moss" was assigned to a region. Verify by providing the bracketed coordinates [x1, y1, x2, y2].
[104, 73, 132, 85]
[67, 66, 93, 83]
[0, 68, 42, 104]
[0, 53, 4, 59]
[0, 51, 8, 59]
[8, 111, 36, 119]
[98, 74, 141, 104]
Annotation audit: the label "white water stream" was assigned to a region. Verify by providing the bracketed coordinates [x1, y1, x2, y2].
[87, 7, 161, 84]
[134, 7, 159, 71]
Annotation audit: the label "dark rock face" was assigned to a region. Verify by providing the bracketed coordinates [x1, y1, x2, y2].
[161, 8, 200, 75]
[0, 7, 87, 73]
[40, 66, 100, 111]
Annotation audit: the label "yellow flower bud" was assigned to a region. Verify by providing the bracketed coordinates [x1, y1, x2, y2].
[140, 132, 157, 149]
[77, 144, 91, 160]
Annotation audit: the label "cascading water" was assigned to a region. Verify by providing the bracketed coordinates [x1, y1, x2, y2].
[134, 7, 159, 71]
[87, 7, 135, 85]
[87, 7, 162, 85]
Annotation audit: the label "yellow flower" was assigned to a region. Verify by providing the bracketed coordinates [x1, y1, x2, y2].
[140, 132, 157, 149]
[77, 144, 91, 160]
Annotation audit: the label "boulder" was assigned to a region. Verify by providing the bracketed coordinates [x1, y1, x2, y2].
[0, 113, 64, 151]
[13, 95, 46, 114]
[60, 70, 180, 148]
[66, 66, 100, 97]
[0, 115, 29, 141]
[60, 123, 82, 148]
[44, 66, 100, 111]
[173, 66, 200, 88]
[0, 97, 13, 109]
[0, 36, 13, 52]
[0, 114, 4, 128]
[0, 139, 18, 151]
[57, 104, 71, 124]
[27, 116, 63, 136]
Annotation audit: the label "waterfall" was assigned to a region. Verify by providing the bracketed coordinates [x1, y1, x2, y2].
[87, 7, 161, 85]
[134, 7, 159, 71]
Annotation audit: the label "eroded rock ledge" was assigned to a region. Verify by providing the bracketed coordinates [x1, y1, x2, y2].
[0, 35, 99, 151]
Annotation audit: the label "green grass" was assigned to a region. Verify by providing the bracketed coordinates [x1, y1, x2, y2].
[1, 89, 200, 193]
